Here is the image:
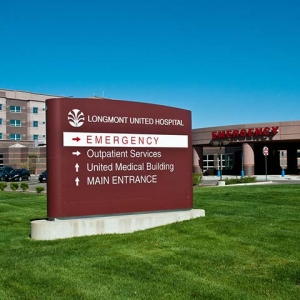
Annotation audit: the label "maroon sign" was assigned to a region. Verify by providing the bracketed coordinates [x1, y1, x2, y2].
[46, 98, 192, 219]
[212, 126, 279, 139]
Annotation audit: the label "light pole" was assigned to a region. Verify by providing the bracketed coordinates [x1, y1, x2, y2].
[212, 140, 229, 181]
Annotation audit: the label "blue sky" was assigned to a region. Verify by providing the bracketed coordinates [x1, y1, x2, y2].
[1, 0, 300, 128]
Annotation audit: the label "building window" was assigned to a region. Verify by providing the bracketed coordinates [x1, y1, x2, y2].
[223, 154, 234, 170]
[10, 105, 21, 113]
[10, 133, 21, 140]
[202, 154, 215, 171]
[0, 133, 2, 140]
[33, 121, 38, 127]
[10, 120, 21, 127]
[0, 104, 2, 110]
[33, 134, 39, 140]
[216, 154, 233, 171]
[33, 107, 38, 114]
[0, 118, 2, 125]
[202, 153, 234, 172]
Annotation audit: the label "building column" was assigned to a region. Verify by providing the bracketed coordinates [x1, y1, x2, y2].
[193, 146, 203, 174]
[242, 143, 255, 176]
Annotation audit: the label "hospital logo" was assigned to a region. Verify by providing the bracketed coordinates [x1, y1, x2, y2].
[68, 109, 85, 127]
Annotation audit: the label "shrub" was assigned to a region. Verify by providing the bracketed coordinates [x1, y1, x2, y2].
[203, 169, 215, 176]
[10, 182, 19, 191]
[20, 182, 29, 192]
[35, 186, 45, 193]
[225, 177, 257, 185]
[193, 173, 203, 186]
[0, 182, 7, 191]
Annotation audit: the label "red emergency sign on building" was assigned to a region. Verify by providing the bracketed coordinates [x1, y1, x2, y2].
[211, 126, 279, 139]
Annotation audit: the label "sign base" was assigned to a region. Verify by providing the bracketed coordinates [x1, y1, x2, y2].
[31, 209, 205, 240]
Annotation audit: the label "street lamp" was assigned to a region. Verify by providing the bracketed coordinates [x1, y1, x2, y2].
[212, 140, 229, 181]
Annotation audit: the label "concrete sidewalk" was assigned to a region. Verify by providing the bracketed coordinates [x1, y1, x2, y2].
[202, 174, 300, 181]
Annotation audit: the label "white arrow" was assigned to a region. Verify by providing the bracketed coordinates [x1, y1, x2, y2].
[72, 151, 81, 156]
[75, 177, 80, 186]
[75, 163, 79, 172]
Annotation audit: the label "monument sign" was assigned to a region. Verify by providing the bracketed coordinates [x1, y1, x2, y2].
[46, 98, 192, 219]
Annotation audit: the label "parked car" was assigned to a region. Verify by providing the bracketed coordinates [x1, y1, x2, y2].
[5, 168, 31, 182]
[38, 170, 47, 183]
[0, 166, 14, 181]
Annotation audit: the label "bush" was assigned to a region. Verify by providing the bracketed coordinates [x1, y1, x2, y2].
[10, 182, 19, 191]
[0, 182, 7, 191]
[193, 173, 203, 186]
[20, 182, 29, 192]
[225, 177, 257, 185]
[35, 186, 45, 193]
[203, 169, 215, 176]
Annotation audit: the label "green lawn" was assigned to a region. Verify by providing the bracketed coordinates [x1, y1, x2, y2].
[0, 185, 299, 300]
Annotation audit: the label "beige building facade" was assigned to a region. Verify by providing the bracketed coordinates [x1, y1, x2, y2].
[0, 89, 59, 173]
[193, 121, 300, 176]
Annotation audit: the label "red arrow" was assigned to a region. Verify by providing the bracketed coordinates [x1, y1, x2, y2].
[72, 137, 80, 142]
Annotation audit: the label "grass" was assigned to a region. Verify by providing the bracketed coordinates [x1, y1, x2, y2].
[0, 185, 300, 299]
